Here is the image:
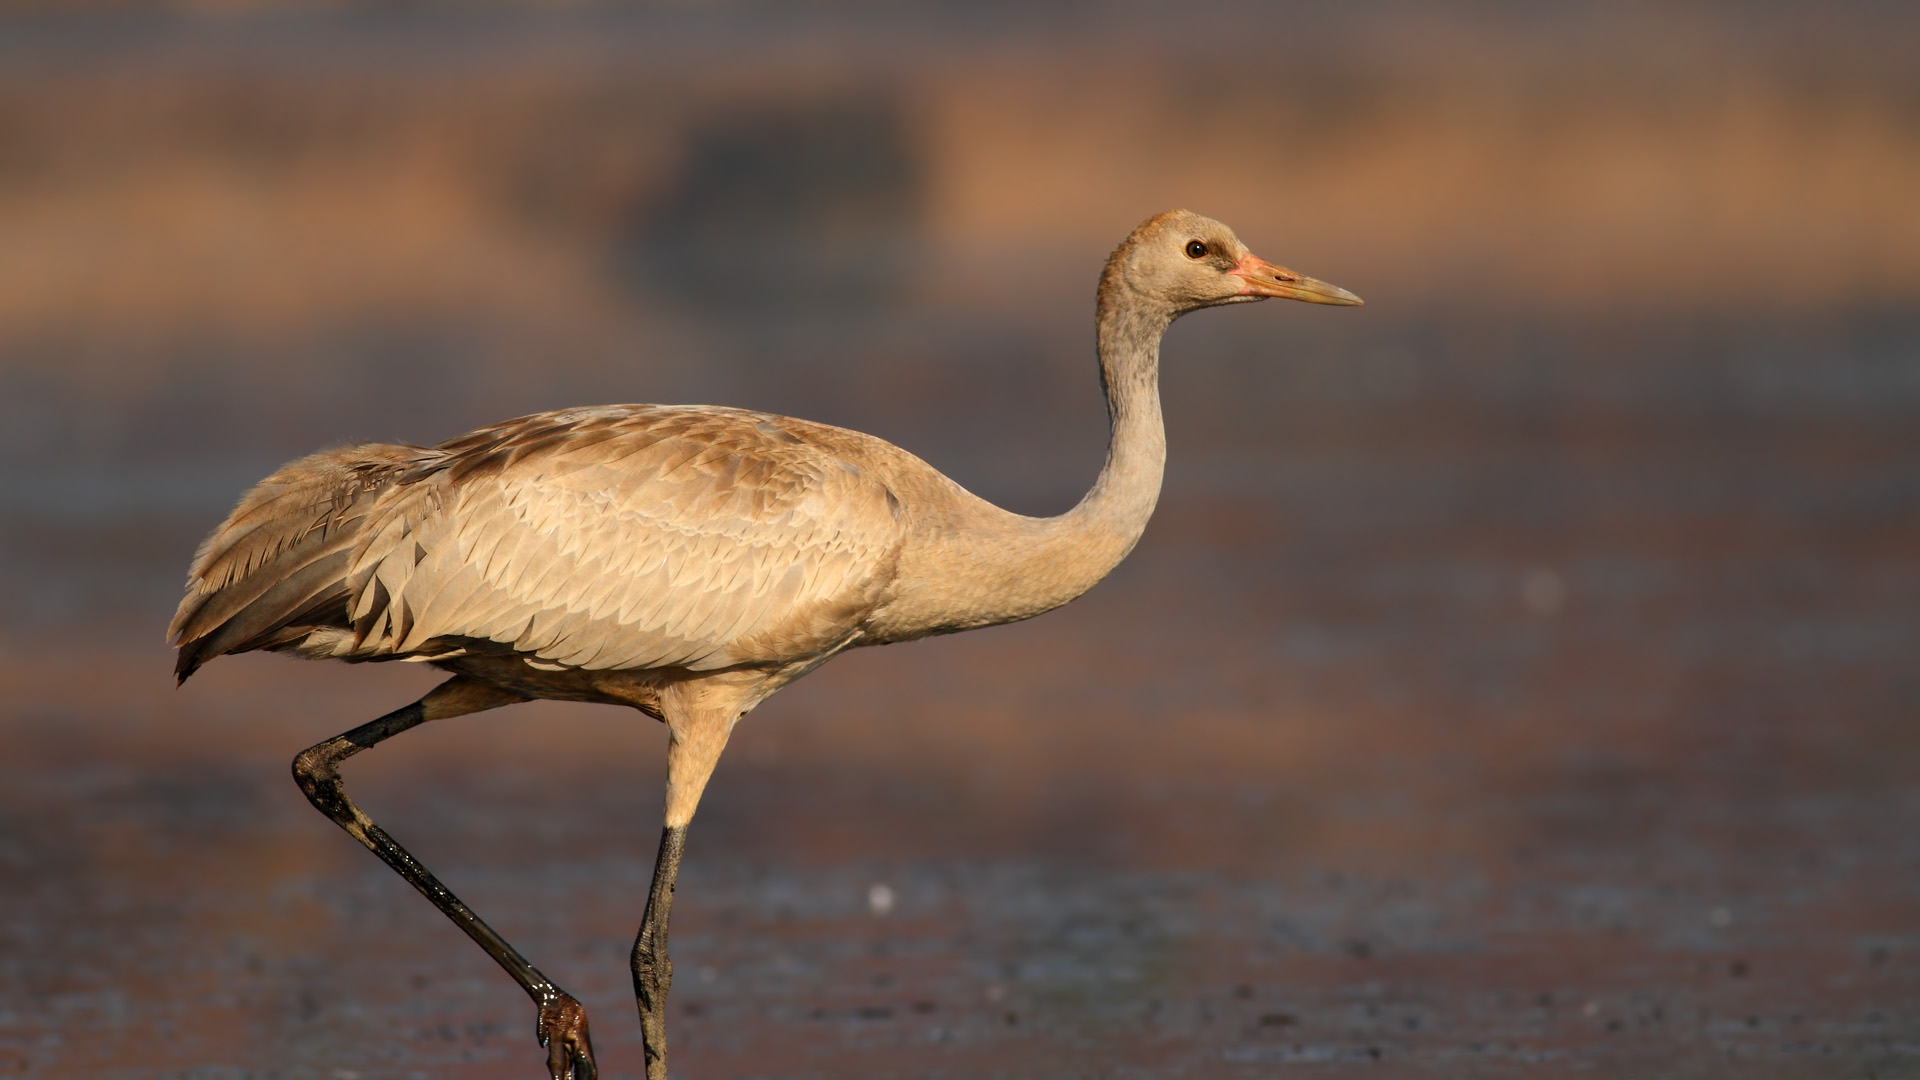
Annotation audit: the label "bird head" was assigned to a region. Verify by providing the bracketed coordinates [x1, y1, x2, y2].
[1107, 209, 1363, 316]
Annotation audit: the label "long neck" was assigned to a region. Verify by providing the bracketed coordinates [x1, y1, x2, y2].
[1049, 293, 1172, 583]
[938, 280, 1173, 628]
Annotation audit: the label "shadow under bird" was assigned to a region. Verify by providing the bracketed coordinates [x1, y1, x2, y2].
[169, 210, 1361, 1079]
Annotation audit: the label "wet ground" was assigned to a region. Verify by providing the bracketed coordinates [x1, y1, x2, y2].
[4, 308, 1918, 1078]
[2, 5, 1918, 1078]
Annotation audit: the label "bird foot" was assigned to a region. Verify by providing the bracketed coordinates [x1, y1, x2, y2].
[537, 992, 597, 1080]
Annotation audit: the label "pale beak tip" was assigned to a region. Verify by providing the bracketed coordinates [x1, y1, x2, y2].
[1296, 279, 1365, 306]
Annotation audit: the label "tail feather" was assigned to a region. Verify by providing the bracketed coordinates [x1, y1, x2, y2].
[173, 549, 354, 682]
[188, 482, 357, 595]
[170, 443, 425, 682]
[169, 513, 366, 648]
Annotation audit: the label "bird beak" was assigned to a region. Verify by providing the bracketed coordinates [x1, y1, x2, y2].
[1231, 254, 1364, 306]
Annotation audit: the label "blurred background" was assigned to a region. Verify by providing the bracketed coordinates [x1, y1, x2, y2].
[1, 2, 1916, 1076]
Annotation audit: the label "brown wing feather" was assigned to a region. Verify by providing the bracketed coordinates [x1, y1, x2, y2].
[352, 405, 903, 671]
[172, 405, 904, 682]
[168, 443, 424, 681]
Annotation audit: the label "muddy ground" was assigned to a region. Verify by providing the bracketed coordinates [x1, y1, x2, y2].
[1, 5, 1916, 1077]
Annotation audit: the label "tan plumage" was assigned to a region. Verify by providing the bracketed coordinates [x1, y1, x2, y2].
[173, 406, 907, 684]
[169, 210, 1361, 1080]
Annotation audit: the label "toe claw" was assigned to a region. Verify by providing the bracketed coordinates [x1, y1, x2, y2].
[537, 993, 596, 1080]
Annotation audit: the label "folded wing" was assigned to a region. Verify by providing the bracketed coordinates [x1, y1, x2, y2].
[171, 405, 903, 680]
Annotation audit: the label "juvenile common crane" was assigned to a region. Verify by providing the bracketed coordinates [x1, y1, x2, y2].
[170, 210, 1361, 1079]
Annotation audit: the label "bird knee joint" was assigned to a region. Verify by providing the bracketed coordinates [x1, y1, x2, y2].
[291, 744, 344, 809]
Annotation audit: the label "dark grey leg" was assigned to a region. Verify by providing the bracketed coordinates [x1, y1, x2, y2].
[290, 678, 596, 1080]
[631, 824, 688, 1080]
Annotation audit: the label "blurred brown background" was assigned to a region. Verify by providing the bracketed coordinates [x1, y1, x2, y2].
[1, 2, 1916, 1077]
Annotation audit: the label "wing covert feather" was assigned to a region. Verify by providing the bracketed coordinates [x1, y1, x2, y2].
[348, 406, 901, 671]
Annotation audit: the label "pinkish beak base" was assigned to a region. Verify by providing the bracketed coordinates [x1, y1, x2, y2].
[1232, 254, 1364, 306]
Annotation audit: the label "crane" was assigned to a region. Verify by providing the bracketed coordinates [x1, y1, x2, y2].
[170, 209, 1361, 1079]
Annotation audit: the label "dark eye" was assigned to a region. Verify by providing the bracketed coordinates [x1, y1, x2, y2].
[1184, 240, 1208, 259]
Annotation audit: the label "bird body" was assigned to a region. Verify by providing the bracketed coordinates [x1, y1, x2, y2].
[169, 210, 1360, 1080]
[170, 398, 1144, 709]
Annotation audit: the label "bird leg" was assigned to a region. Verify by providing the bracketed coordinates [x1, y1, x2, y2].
[290, 676, 599, 1080]
[631, 708, 734, 1080]
[631, 824, 686, 1080]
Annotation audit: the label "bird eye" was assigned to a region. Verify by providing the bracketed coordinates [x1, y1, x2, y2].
[1184, 240, 1208, 259]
